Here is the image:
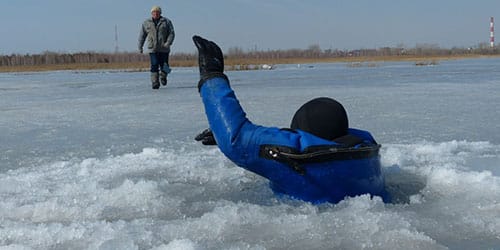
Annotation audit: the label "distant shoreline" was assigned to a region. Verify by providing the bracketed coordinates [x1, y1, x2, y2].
[1, 54, 499, 73]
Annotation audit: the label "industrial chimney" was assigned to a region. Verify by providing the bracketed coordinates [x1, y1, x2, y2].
[490, 17, 495, 48]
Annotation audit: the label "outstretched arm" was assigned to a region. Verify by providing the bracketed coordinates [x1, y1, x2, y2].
[199, 77, 252, 161]
[138, 23, 147, 52]
[193, 36, 254, 165]
[165, 19, 175, 47]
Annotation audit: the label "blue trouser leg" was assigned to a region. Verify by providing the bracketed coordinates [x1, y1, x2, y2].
[149, 53, 161, 72]
[149, 52, 171, 74]
[159, 52, 171, 75]
[165, 52, 171, 74]
[150, 52, 171, 86]
[153, 52, 171, 86]
[149, 53, 161, 88]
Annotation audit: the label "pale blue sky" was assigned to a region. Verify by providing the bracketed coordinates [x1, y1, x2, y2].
[1, 0, 499, 54]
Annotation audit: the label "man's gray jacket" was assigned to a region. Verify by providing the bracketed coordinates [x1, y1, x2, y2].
[138, 17, 175, 53]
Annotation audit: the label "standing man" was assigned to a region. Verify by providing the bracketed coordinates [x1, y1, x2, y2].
[138, 6, 175, 89]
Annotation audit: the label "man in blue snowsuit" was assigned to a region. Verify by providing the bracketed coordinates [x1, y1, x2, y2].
[193, 36, 390, 204]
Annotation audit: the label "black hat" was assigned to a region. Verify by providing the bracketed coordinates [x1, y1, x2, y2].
[290, 97, 348, 140]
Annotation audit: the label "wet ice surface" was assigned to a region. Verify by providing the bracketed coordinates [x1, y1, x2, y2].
[1, 59, 500, 249]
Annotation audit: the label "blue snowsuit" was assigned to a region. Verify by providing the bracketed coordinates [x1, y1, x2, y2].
[200, 77, 390, 204]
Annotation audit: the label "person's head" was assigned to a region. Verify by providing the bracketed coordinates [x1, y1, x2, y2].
[151, 6, 162, 20]
[290, 97, 348, 140]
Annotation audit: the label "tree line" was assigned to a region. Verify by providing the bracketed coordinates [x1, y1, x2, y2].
[1, 43, 499, 67]
[0, 51, 150, 67]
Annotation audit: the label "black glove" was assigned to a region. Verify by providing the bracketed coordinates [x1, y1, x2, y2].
[192, 35, 229, 91]
[195, 128, 217, 145]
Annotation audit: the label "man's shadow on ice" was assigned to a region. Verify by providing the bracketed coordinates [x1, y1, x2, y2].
[383, 165, 427, 204]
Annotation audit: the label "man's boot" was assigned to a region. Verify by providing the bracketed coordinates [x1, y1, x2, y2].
[160, 71, 167, 86]
[151, 72, 160, 89]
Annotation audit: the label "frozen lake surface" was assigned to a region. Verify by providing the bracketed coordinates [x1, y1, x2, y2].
[1, 58, 500, 249]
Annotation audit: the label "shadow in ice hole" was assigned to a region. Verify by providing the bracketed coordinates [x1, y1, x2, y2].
[383, 165, 427, 204]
